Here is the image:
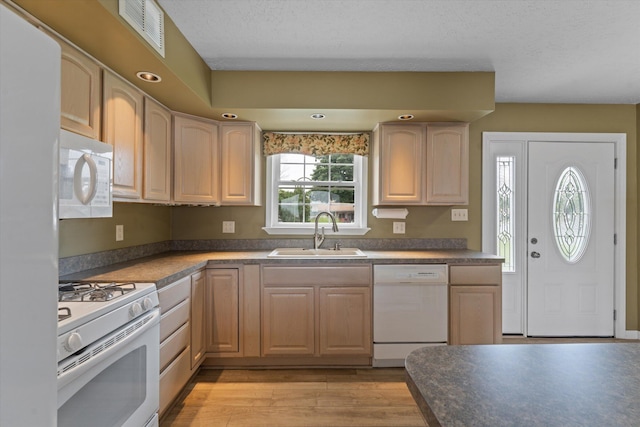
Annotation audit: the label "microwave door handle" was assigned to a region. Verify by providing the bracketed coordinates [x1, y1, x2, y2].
[73, 154, 98, 205]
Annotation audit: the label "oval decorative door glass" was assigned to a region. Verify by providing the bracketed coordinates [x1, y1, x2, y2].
[553, 166, 591, 263]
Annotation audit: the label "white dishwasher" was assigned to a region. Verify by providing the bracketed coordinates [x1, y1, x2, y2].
[373, 264, 448, 367]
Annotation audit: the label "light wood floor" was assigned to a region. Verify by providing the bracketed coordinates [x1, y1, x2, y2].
[160, 367, 427, 427]
[161, 337, 640, 427]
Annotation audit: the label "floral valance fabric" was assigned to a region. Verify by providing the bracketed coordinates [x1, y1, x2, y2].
[263, 132, 369, 156]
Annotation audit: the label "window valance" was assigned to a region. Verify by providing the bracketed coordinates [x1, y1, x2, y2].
[263, 132, 369, 156]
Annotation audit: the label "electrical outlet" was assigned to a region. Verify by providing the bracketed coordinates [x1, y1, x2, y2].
[222, 221, 235, 233]
[115, 224, 124, 241]
[451, 209, 469, 221]
[393, 222, 406, 234]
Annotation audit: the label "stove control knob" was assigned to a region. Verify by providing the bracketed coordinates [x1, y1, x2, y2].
[64, 332, 83, 353]
[129, 302, 143, 318]
[142, 297, 154, 311]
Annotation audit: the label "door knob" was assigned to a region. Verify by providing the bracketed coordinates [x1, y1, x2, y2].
[531, 251, 541, 258]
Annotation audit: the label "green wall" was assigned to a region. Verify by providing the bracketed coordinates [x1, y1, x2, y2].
[59, 103, 639, 330]
[59, 203, 171, 258]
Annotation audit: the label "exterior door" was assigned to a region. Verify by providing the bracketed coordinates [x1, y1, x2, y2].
[527, 141, 615, 336]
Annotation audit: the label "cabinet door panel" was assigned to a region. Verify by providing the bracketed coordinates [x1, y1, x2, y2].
[426, 124, 469, 205]
[319, 287, 371, 355]
[449, 285, 501, 345]
[174, 115, 219, 204]
[59, 40, 101, 139]
[205, 269, 239, 353]
[374, 124, 425, 205]
[262, 287, 315, 356]
[143, 98, 171, 201]
[103, 71, 143, 199]
[220, 123, 261, 206]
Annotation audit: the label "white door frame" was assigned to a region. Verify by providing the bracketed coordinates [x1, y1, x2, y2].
[482, 132, 628, 338]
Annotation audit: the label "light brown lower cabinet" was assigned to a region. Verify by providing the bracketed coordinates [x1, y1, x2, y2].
[157, 275, 191, 417]
[319, 287, 371, 355]
[205, 268, 240, 353]
[449, 265, 502, 345]
[190, 270, 206, 368]
[261, 265, 372, 360]
[158, 269, 207, 417]
[262, 287, 315, 356]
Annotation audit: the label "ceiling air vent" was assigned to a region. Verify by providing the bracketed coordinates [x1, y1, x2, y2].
[119, 0, 165, 57]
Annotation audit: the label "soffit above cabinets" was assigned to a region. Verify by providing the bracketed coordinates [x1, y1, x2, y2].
[9, 0, 494, 131]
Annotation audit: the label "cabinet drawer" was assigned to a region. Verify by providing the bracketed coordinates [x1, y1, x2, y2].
[158, 276, 191, 314]
[160, 321, 189, 371]
[449, 265, 501, 285]
[160, 298, 190, 342]
[262, 265, 371, 286]
[159, 346, 191, 416]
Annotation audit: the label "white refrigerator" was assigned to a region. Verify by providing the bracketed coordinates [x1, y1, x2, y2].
[0, 4, 60, 426]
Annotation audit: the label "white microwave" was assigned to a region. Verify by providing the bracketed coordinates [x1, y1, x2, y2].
[59, 129, 112, 219]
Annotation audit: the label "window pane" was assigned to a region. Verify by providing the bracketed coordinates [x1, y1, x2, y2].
[496, 156, 515, 272]
[332, 154, 354, 164]
[330, 164, 354, 182]
[277, 186, 307, 223]
[279, 163, 305, 181]
[330, 188, 355, 224]
[270, 153, 363, 228]
[553, 166, 590, 263]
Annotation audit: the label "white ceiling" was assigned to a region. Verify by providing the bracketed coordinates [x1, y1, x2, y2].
[158, 0, 640, 105]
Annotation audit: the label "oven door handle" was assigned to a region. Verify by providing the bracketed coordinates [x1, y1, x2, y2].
[57, 309, 160, 390]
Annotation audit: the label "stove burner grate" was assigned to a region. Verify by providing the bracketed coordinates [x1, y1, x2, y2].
[59, 282, 137, 302]
[58, 306, 72, 322]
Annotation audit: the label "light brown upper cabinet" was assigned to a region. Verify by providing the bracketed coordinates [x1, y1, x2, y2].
[173, 114, 219, 204]
[425, 123, 469, 205]
[372, 124, 425, 205]
[143, 97, 172, 202]
[58, 38, 101, 140]
[103, 71, 144, 200]
[219, 123, 262, 206]
[372, 122, 469, 206]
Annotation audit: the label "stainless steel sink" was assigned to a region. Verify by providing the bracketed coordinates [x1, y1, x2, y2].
[267, 248, 367, 259]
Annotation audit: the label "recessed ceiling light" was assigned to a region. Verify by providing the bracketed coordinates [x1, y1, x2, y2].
[136, 71, 161, 82]
[221, 113, 238, 119]
[398, 114, 414, 120]
[311, 113, 326, 120]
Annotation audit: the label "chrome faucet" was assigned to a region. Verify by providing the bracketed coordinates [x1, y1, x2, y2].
[313, 211, 339, 250]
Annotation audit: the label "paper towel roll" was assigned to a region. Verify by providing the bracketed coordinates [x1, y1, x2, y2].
[372, 208, 409, 219]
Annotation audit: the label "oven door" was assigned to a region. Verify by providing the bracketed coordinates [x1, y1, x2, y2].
[57, 309, 160, 427]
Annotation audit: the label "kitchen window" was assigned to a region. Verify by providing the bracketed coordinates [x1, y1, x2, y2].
[263, 153, 369, 235]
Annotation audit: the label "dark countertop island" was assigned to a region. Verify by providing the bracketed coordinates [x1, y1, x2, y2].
[405, 343, 640, 427]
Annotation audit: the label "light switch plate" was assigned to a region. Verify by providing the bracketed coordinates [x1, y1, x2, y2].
[116, 224, 124, 241]
[222, 221, 235, 233]
[393, 222, 406, 234]
[451, 209, 468, 221]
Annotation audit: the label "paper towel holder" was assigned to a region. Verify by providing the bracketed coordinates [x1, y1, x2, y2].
[372, 208, 409, 219]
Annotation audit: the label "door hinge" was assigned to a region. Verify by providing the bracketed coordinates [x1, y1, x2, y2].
[614, 234, 617, 245]
[614, 310, 617, 321]
[614, 158, 618, 169]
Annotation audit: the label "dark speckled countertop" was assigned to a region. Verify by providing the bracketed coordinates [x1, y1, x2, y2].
[405, 343, 640, 427]
[59, 249, 502, 289]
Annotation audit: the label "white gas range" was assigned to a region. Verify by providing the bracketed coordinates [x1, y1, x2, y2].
[57, 282, 161, 427]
